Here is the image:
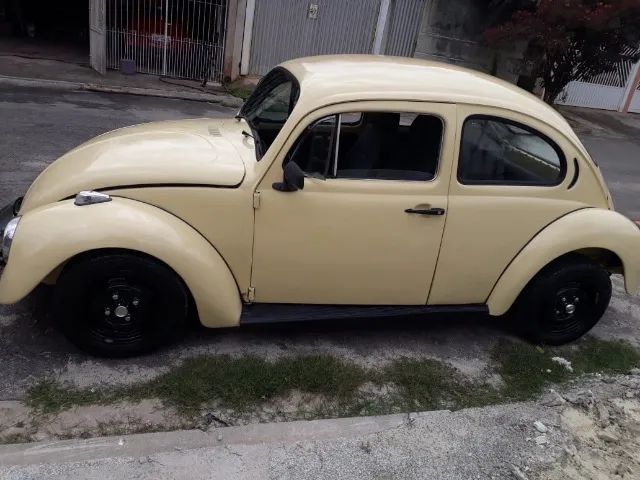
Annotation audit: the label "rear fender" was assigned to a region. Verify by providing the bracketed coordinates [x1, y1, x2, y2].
[487, 208, 640, 316]
[0, 198, 242, 328]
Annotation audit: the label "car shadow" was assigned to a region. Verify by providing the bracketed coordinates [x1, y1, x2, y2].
[0, 286, 517, 401]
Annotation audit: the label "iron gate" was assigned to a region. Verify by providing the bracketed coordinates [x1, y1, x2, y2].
[106, 0, 227, 82]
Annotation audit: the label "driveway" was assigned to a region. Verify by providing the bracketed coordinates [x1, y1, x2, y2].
[0, 87, 639, 402]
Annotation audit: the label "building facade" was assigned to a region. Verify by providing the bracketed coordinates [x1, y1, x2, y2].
[2, 0, 638, 111]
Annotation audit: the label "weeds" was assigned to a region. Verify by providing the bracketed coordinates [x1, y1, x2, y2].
[25, 338, 640, 419]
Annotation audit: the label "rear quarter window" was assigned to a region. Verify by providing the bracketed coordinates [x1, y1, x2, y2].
[458, 116, 566, 186]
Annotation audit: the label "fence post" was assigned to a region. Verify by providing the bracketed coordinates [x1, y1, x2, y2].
[372, 0, 391, 54]
[620, 59, 640, 113]
[240, 0, 255, 75]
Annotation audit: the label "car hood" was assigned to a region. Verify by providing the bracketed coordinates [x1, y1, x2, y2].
[20, 119, 246, 212]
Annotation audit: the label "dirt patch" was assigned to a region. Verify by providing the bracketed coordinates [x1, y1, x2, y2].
[0, 399, 189, 443]
[55, 361, 170, 389]
[544, 398, 640, 478]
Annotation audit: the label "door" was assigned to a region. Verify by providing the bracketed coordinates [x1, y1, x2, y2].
[428, 105, 586, 306]
[251, 102, 456, 305]
[89, 0, 106, 74]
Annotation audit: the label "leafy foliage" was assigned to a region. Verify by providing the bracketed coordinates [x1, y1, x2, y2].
[486, 0, 640, 103]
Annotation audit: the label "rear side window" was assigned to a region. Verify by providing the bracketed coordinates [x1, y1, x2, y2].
[458, 116, 565, 186]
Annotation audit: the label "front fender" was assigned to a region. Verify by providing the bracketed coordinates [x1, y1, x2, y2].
[0, 198, 242, 328]
[487, 208, 640, 316]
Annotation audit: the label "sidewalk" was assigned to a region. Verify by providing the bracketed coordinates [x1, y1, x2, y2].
[559, 105, 640, 139]
[0, 402, 561, 479]
[2, 372, 639, 479]
[0, 54, 243, 108]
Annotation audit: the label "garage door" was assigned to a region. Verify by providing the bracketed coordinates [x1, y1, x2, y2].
[555, 69, 630, 111]
[554, 48, 638, 111]
[247, 0, 381, 76]
[554, 80, 626, 111]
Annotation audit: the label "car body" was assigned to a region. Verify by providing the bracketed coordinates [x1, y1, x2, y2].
[1, 55, 639, 356]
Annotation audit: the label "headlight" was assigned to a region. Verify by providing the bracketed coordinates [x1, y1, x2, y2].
[1, 217, 20, 263]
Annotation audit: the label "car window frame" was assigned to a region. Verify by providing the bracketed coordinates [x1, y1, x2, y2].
[457, 114, 567, 187]
[239, 67, 301, 160]
[284, 110, 446, 184]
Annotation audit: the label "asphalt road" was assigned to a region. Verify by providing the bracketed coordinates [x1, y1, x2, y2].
[0, 86, 639, 402]
[561, 106, 640, 220]
[0, 86, 236, 206]
[1, 88, 639, 216]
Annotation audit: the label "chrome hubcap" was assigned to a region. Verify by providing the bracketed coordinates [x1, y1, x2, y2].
[551, 283, 589, 336]
[88, 278, 151, 347]
[99, 288, 143, 340]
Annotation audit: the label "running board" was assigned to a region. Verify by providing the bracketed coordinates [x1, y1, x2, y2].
[240, 303, 488, 325]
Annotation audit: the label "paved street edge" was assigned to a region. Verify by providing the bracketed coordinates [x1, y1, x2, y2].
[0, 75, 244, 108]
[0, 410, 423, 466]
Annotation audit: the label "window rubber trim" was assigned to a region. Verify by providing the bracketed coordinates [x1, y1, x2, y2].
[567, 158, 579, 189]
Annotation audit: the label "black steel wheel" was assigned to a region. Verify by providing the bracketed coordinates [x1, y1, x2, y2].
[54, 252, 189, 357]
[515, 254, 611, 345]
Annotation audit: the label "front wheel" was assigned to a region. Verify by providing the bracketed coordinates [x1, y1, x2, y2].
[515, 254, 611, 345]
[53, 252, 189, 357]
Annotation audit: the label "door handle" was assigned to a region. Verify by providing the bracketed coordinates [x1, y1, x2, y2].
[405, 207, 446, 216]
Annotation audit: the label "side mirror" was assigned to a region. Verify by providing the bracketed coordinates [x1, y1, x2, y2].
[272, 161, 305, 192]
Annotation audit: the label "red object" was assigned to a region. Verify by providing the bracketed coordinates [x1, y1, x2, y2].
[125, 11, 187, 53]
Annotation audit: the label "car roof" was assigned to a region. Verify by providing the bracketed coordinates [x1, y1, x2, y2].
[280, 55, 579, 144]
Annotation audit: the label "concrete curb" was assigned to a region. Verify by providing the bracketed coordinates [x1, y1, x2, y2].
[0, 75, 244, 108]
[0, 411, 431, 466]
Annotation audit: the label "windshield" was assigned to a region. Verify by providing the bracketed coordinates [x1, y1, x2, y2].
[239, 67, 300, 159]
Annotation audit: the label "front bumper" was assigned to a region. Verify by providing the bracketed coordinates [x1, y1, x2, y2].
[0, 197, 22, 264]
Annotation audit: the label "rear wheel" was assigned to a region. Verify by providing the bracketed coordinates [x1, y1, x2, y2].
[515, 254, 611, 345]
[53, 252, 189, 357]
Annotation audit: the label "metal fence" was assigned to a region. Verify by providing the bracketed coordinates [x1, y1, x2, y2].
[248, 0, 381, 76]
[555, 47, 640, 111]
[385, 0, 424, 57]
[106, 0, 227, 82]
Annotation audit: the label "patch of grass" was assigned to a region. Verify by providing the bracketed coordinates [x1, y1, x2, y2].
[25, 337, 640, 419]
[26, 379, 109, 414]
[571, 337, 640, 375]
[381, 358, 500, 410]
[226, 87, 252, 100]
[27, 355, 365, 415]
[492, 337, 640, 401]
[134, 354, 365, 413]
[492, 341, 573, 400]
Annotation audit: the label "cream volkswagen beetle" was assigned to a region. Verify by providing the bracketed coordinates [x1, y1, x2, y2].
[1, 55, 639, 356]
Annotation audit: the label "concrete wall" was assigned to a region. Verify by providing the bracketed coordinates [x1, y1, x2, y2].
[414, 0, 522, 83]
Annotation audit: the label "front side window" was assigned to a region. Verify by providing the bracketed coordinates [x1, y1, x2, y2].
[288, 111, 443, 182]
[239, 67, 300, 158]
[458, 116, 565, 185]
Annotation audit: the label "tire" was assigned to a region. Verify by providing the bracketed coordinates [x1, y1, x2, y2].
[53, 252, 189, 357]
[515, 254, 611, 345]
